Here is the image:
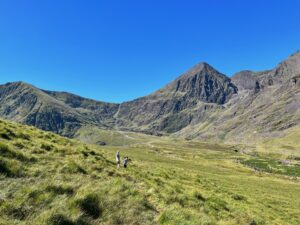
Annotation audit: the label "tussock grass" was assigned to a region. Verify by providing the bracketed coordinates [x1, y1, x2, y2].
[45, 184, 75, 196]
[0, 158, 24, 177]
[0, 142, 30, 162]
[76, 193, 102, 219]
[47, 214, 75, 225]
[0, 119, 299, 224]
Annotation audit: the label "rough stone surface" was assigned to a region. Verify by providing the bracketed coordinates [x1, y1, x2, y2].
[0, 51, 299, 143]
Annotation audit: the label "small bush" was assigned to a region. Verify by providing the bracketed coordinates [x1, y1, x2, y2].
[76, 194, 102, 219]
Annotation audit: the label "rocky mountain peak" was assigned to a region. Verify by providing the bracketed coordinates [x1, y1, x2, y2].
[232, 50, 300, 90]
[273, 50, 300, 79]
[0, 50, 298, 139]
[290, 50, 300, 57]
[0, 81, 39, 99]
[160, 62, 238, 104]
[177, 62, 213, 79]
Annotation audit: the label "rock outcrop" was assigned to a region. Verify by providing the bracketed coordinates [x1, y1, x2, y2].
[0, 51, 299, 143]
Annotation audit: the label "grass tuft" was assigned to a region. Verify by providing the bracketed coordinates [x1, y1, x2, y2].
[47, 214, 74, 225]
[0, 132, 11, 140]
[204, 197, 229, 213]
[76, 194, 102, 219]
[41, 143, 53, 151]
[193, 191, 206, 201]
[0, 142, 29, 161]
[61, 162, 87, 174]
[17, 132, 31, 140]
[45, 185, 74, 195]
[0, 158, 24, 177]
[232, 194, 247, 201]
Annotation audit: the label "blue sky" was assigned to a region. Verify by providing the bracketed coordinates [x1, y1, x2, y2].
[0, 0, 299, 103]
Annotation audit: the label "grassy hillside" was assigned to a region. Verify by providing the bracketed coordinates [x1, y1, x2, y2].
[74, 125, 140, 146]
[0, 119, 156, 225]
[256, 125, 300, 157]
[0, 119, 300, 224]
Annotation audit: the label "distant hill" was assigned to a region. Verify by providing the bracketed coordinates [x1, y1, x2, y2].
[114, 62, 237, 135]
[0, 82, 118, 137]
[0, 51, 299, 143]
[185, 50, 300, 142]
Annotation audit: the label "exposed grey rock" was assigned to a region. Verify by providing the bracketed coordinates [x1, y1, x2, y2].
[116, 62, 237, 133]
[0, 51, 299, 143]
[232, 70, 260, 92]
[0, 82, 119, 136]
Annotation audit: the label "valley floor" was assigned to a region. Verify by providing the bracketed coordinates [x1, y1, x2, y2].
[0, 119, 300, 224]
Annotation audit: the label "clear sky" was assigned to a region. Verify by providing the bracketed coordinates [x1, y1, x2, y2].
[0, 0, 299, 103]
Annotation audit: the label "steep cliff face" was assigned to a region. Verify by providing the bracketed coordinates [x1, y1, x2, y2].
[231, 70, 260, 92]
[266, 50, 300, 83]
[115, 62, 237, 133]
[0, 62, 237, 136]
[177, 51, 300, 142]
[160, 62, 237, 104]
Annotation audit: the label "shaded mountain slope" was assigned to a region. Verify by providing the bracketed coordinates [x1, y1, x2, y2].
[175, 51, 300, 142]
[115, 62, 237, 134]
[0, 51, 299, 143]
[0, 82, 118, 136]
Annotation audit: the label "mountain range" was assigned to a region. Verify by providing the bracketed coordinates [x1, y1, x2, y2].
[0, 51, 299, 143]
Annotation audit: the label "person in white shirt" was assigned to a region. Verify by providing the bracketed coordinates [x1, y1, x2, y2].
[116, 151, 120, 169]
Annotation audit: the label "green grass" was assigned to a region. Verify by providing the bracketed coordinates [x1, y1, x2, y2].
[74, 125, 139, 146]
[256, 125, 300, 157]
[241, 157, 300, 177]
[0, 119, 300, 224]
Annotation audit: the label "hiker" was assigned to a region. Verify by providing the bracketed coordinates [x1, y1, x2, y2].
[123, 156, 128, 168]
[116, 151, 120, 169]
